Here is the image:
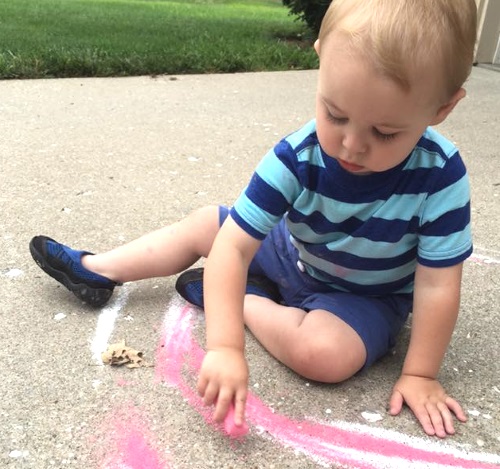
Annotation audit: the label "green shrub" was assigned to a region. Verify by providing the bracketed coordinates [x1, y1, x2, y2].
[282, 0, 331, 36]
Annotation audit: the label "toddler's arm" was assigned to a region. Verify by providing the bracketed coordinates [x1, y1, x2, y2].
[389, 262, 467, 438]
[197, 216, 262, 427]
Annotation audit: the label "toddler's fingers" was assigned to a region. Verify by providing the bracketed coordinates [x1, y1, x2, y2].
[446, 396, 467, 422]
[233, 389, 247, 426]
[413, 405, 436, 437]
[213, 391, 232, 423]
[388, 390, 403, 416]
[426, 403, 447, 438]
[224, 401, 249, 437]
[196, 374, 208, 398]
[202, 382, 220, 407]
[437, 401, 456, 436]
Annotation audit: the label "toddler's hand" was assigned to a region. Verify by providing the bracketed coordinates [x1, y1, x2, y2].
[197, 348, 248, 427]
[389, 374, 467, 438]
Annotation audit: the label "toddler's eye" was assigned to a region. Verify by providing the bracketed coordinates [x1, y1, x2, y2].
[373, 128, 397, 141]
[326, 113, 347, 125]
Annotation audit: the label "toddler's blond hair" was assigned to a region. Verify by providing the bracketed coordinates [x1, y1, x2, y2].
[318, 0, 477, 99]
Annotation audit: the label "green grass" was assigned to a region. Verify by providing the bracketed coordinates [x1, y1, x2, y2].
[0, 0, 318, 79]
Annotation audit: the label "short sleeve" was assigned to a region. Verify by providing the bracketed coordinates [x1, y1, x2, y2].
[417, 151, 473, 267]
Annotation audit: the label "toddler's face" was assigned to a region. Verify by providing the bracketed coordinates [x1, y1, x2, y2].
[315, 33, 443, 175]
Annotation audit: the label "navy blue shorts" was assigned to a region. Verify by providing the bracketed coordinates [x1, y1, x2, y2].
[219, 206, 413, 369]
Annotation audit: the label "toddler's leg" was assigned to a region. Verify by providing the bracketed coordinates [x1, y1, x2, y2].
[30, 205, 220, 306]
[83, 205, 220, 283]
[243, 296, 367, 383]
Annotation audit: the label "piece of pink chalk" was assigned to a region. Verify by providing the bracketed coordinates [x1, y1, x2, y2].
[223, 403, 249, 438]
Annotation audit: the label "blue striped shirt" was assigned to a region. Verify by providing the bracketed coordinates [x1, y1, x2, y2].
[231, 120, 472, 295]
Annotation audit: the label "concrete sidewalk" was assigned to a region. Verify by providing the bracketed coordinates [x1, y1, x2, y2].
[0, 68, 499, 468]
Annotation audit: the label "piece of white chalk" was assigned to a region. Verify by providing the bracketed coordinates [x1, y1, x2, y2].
[223, 403, 249, 438]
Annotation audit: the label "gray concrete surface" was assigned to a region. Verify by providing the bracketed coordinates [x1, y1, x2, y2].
[0, 68, 499, 468]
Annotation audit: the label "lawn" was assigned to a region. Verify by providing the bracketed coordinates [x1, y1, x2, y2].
[0, 0, 318, 79]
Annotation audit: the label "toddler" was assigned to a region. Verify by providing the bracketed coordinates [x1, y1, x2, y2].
[30, 0, 477, 438]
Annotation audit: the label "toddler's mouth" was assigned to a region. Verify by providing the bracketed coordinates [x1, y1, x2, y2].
[337, 159, 366, 173]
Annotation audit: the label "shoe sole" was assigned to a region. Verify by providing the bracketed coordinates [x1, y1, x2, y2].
[175, 267, 204, 308]
[175, 267, 281, 307]
[29, 238, 113, 307]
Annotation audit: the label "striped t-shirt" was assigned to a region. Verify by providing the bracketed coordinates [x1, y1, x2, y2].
[230, 119, 472, 296]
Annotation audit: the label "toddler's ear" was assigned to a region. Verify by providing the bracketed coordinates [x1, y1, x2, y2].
[314, 39, 321, 56]
[430, 88, 466, 125]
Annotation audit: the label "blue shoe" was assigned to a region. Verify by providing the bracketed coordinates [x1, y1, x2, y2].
[29, 235, 120, 307]
[175, 267, 281, 309]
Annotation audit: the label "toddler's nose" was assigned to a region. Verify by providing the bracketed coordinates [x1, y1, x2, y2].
[342, 131, 368, 157]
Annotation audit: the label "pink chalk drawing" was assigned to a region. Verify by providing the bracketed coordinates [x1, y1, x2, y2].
[467, 253, 500, 265]
[156, 300, 500, 469]
[224, 402, 249, 438]
[99, 404, 169, 469]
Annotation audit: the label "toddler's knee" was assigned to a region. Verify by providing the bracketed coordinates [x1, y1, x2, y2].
[186, 206, 220, 235]
[289, 339, 357, 384]
[184, 205, 220, 256]
[189, 205, 219, 222]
